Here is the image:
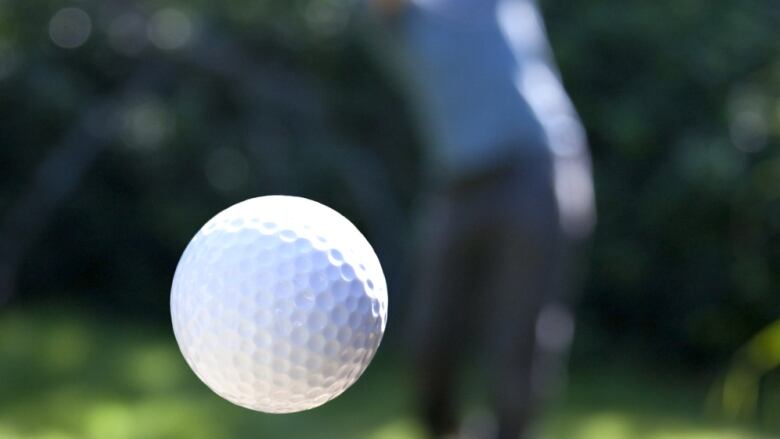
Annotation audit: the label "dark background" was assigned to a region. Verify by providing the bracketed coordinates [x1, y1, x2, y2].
[0, 0, 778, 438]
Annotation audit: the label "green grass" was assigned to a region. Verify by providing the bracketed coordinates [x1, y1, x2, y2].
[0, 308, 775, 439]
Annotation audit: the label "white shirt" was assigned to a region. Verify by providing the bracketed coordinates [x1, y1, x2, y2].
[364, 0, 588, 182]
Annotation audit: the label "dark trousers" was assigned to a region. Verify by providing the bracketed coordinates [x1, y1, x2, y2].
[410, 148, 585, 439]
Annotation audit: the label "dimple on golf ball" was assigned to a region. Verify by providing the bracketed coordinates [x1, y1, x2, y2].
[170, 196, 388, 413]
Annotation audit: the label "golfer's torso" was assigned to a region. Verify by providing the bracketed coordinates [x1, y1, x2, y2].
[397, 0, 569, 180]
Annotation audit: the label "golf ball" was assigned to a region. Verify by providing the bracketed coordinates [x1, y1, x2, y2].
[170, 196, 388, 413]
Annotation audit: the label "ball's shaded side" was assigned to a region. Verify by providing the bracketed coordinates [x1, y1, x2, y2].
[170, 196, 388, 413]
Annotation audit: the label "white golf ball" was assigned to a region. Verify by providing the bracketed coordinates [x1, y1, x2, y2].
[170, 196, 388, 413]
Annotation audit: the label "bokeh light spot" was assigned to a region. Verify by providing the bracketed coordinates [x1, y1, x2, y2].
[120, 97, 173, 150]
[728, 86, 771, 153]
[147, 8, 192, 50]
[49, 7, 92, 49]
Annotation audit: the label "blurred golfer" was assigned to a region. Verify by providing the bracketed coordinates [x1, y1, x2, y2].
[361, 0, 596, 437]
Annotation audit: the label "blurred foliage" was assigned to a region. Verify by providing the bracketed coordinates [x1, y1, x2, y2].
[709, 319, 780, 422]
[0, 0, 418, 314]
[543, 0, 780, 364]
[0, 309, 775, 439]
[0, 0, 779, 420]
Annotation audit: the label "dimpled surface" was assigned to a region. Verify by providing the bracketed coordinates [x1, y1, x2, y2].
[171, 196, 388, 413]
